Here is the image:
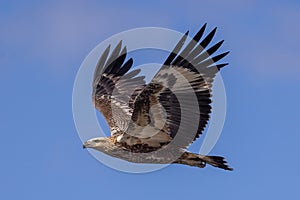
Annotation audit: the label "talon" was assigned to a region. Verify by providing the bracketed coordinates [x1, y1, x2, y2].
[200, 161, 206, 168]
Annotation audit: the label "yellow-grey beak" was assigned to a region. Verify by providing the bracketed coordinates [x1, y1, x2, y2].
[83, 141, 89, 149]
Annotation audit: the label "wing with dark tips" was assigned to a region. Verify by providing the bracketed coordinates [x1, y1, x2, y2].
[121, 24, 229, 149]
[93, 41, 145, 134]
[163, 24, 229, 143]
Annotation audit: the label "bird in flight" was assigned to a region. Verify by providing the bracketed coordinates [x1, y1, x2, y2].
[83, 24, 233, 171]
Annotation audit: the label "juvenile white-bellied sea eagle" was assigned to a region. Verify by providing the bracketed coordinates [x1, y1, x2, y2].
[83, 24, 233, 170]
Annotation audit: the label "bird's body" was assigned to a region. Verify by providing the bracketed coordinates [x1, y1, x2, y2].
[85, 136, 227, 169]
[83, 24, 233, 171]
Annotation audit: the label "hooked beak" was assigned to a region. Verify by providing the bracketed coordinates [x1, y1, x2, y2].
[83, 141, 89, 149]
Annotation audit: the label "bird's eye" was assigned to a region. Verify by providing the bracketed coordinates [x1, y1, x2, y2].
[93, 139, 101, 143]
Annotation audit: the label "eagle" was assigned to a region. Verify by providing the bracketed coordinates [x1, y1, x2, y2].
[83, 24, 233, 171]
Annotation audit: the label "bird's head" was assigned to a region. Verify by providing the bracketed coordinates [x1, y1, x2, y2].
[82, 137, 111, 151]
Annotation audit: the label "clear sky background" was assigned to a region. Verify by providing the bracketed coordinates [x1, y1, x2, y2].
[1, 0, 300, 199]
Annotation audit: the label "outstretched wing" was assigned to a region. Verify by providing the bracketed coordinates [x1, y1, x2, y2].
[163, 23, 229, 143]
[93, 41, 145, 134]
[120, 24, 228, 149]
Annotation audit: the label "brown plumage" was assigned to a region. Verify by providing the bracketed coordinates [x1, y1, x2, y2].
[83, 24, 233, 171]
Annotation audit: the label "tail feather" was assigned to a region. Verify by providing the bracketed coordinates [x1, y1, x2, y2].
[201, 155, 233, 171]
[175, 152, 233, 171]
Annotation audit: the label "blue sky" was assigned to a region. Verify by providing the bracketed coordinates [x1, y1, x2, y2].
[1, 0, 300, 199]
